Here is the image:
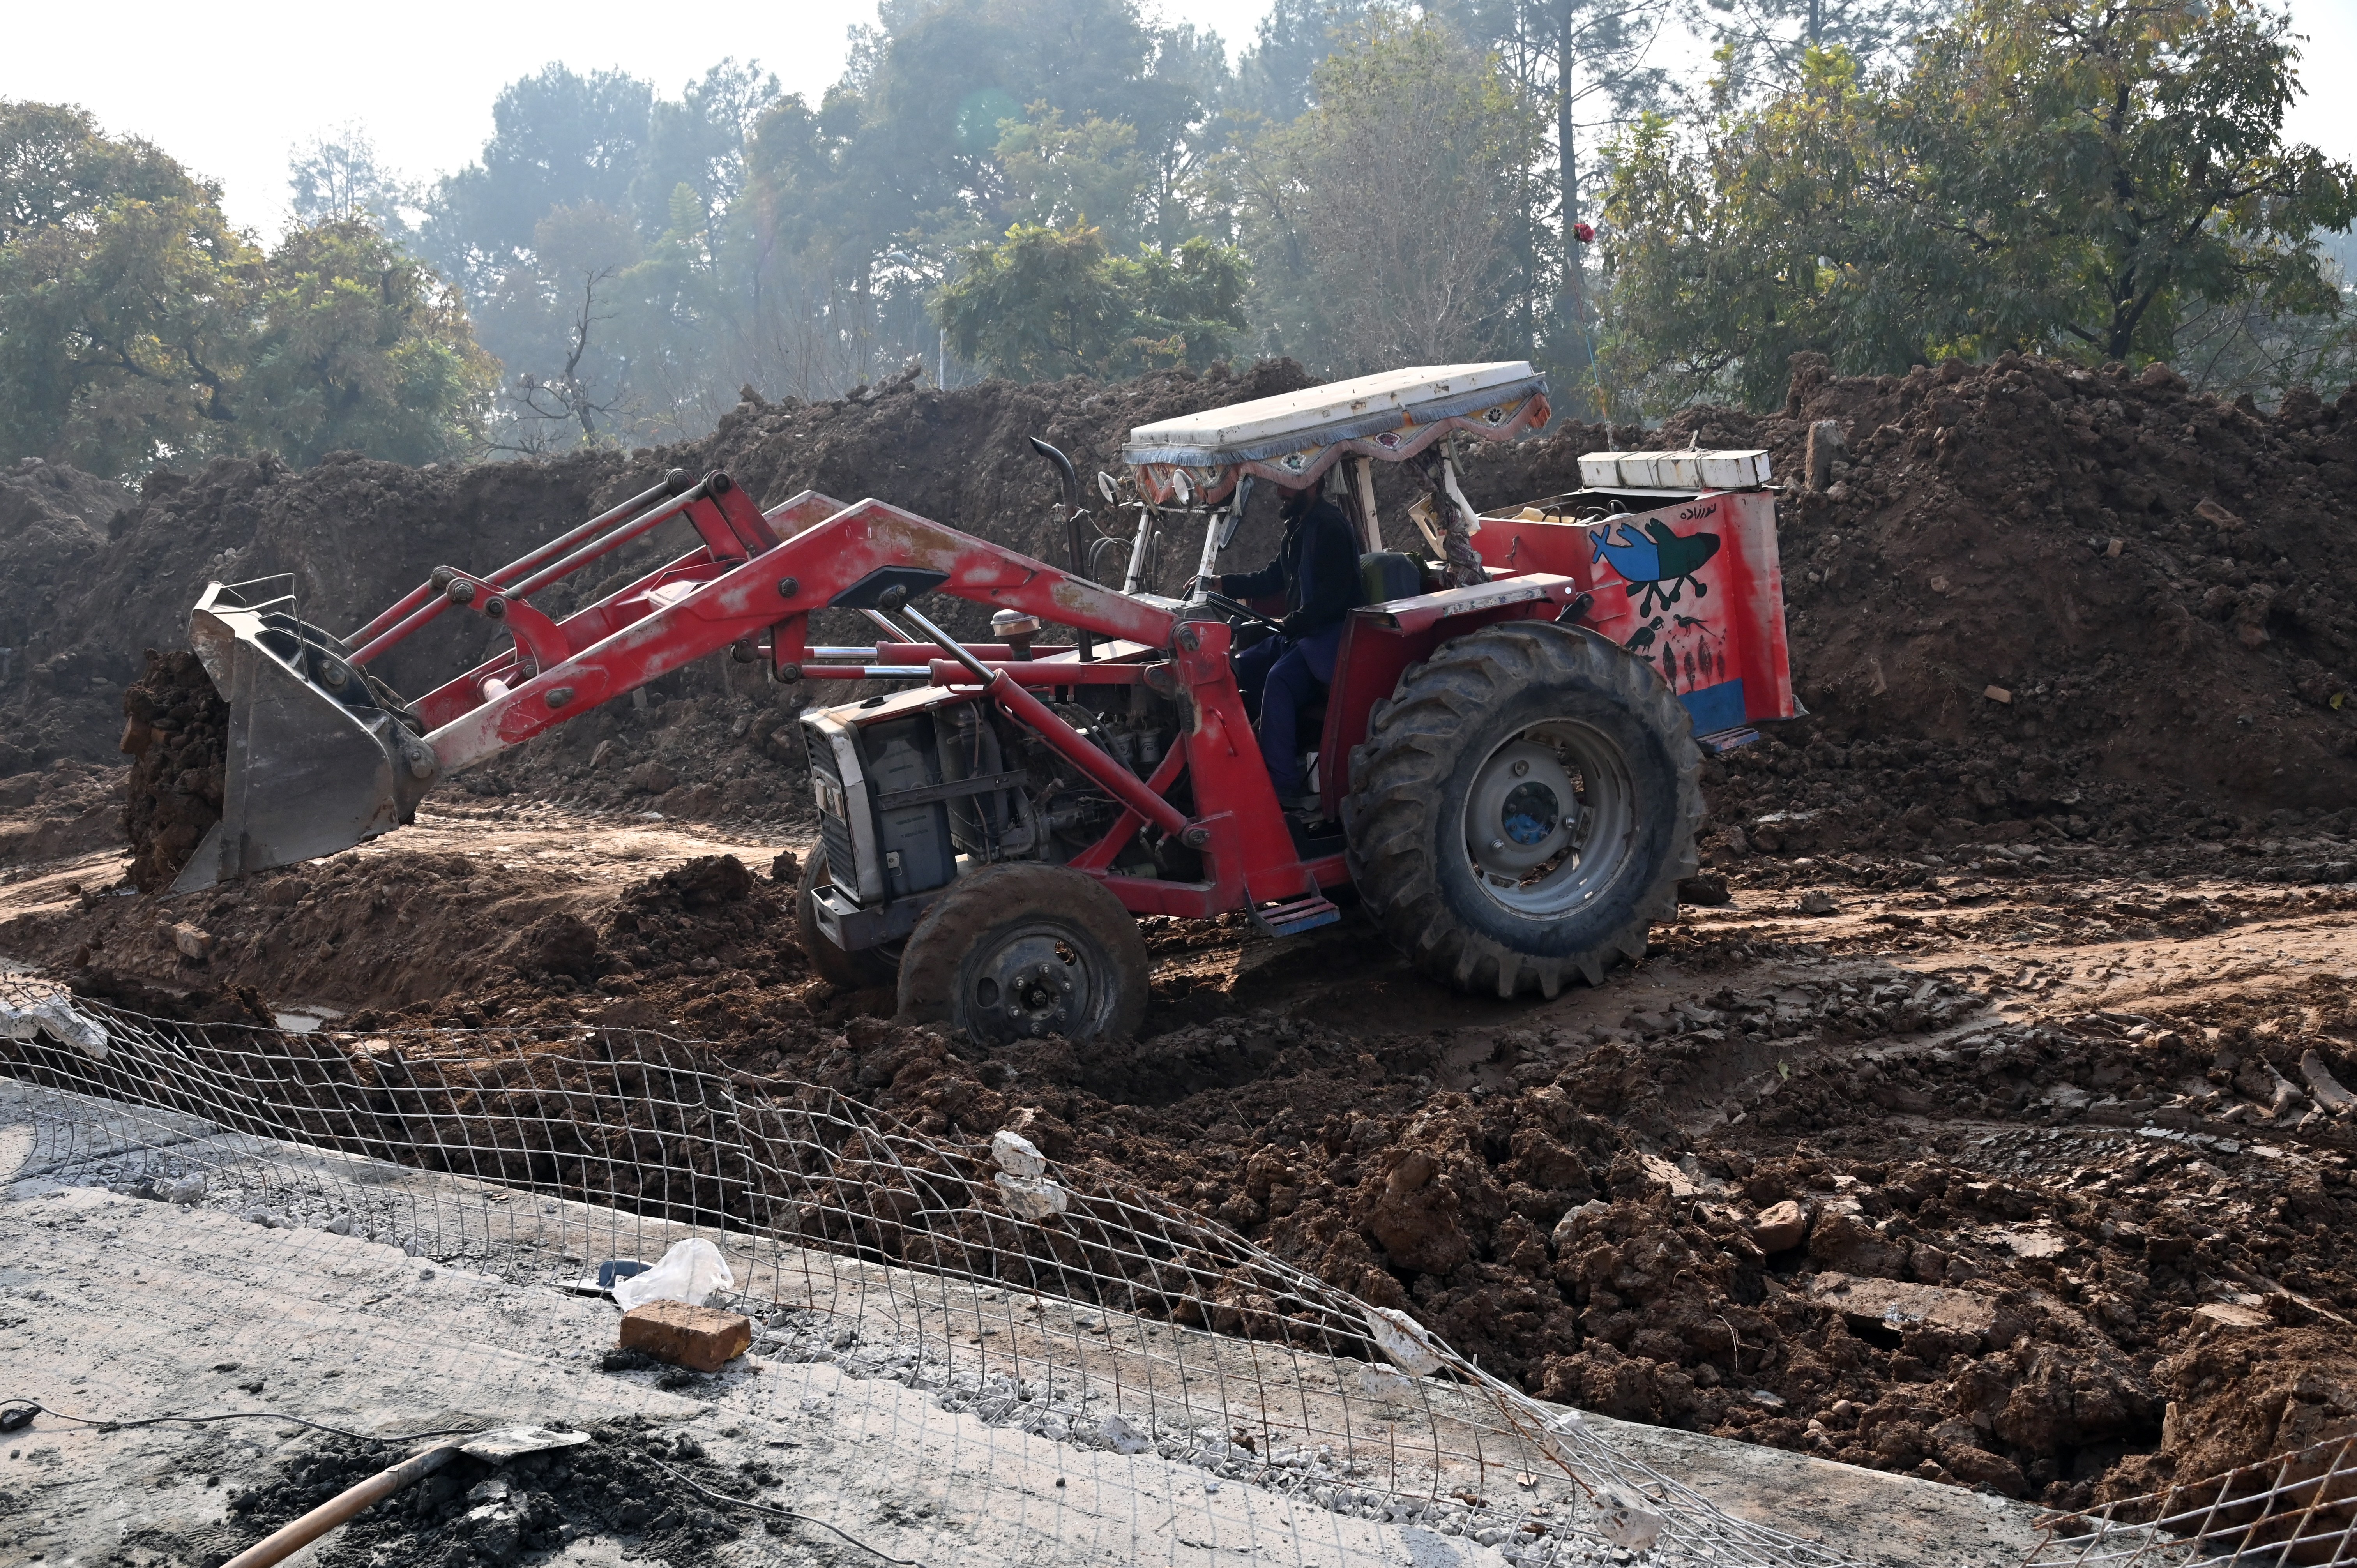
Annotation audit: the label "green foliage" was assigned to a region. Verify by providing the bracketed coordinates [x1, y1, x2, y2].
[1602, 0, 2357, 410]
[0, 100, 495, 478]
[934, 221, 1247, 378]
[244, 221, 498, 468]
[1236, 11, 1545, 371]
[0, 101, 260, 476]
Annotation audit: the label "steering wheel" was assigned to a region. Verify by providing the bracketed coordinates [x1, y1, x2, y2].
[1196, 590, 1285, 633]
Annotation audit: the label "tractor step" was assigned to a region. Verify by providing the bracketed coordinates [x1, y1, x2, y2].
[1249, 894, 1342, 939]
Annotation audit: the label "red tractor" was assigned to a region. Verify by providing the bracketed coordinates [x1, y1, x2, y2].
[172, 363, 1795, 1044]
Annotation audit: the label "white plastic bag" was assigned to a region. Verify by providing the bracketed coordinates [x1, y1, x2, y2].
[612, 1238, 735, 1311]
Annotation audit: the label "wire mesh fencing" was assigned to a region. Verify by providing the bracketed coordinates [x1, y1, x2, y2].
[2022, 1435, 2356, 1568]
[4, 973, 2343, 1567]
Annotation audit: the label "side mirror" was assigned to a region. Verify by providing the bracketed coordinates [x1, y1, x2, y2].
[1097, 470, 1118, 503]
[1173, 469, 1193, 504]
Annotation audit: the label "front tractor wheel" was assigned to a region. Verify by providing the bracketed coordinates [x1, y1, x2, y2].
[1342, 622, 1702, 998]
[896, 863, 1150, 1046]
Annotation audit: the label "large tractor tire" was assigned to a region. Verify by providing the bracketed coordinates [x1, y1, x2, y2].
[897, 862, 1150, 1046]
[796, 844, 901, 991]
[1342, 622, 1702, 998]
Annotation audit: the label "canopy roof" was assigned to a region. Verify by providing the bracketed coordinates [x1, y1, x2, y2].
[1124, 362, 1546, 467]
[1122, 363, 1550, 505]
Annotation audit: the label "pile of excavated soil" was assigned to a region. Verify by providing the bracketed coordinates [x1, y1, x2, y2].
[118, 648, 229, 892]
[0, 457, 131, 776]
[19, 349, 2355, 890]
[3, 848, 806, 1022]
[1473, 355, 2357, 823]
[0, 760, 120, 874]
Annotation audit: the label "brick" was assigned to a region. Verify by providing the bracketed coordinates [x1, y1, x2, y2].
[617, 1300, 752, 1372]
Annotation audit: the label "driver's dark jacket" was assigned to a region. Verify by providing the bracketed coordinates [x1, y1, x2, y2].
[1217, 499, 1364, 640]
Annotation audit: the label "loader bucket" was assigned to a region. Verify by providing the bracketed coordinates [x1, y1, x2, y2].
[170, 579, 438, 893]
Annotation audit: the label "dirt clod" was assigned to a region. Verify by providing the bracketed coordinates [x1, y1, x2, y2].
[119, 649, 227, 893]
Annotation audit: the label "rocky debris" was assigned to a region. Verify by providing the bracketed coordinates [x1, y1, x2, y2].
[2305, 1049, 2357, 1112]
[1752, 1200, 1809, 1251]
[117, 649, 227, 892]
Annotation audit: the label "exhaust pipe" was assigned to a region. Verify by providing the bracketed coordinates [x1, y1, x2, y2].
[1028, 437, 1094, 660]
[170, 579, 438, 892]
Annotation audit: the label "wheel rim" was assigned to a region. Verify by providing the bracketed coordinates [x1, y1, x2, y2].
[963, 921, 1105, 1044]
[1459, 719, 1638, 918]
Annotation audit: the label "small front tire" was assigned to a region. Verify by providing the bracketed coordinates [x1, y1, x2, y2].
[896, 863, 1149, 1045]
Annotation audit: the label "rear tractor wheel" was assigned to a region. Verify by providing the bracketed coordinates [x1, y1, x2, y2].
[1342, 622, 1701, 998]
[896, 862, 1150, 1046]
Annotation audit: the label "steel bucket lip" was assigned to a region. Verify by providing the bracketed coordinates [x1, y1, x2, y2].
[170, 580, 434, 892]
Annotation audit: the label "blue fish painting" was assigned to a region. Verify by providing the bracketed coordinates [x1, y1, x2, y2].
[1592, 519, 1723, 615]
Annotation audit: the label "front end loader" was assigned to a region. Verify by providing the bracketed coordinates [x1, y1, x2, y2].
[166, 363, 1796, 1041]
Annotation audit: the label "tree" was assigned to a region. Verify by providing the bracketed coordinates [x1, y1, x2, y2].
[474, 203, 646, 451]
[0, 100, 259, 476]
[1236, 12, 1545, 372]
[631, 60, 780, 254]
[934, 220, 1246, 379]
[0, 102, 498, 476]
[418, 66, 655, 292]
[1602, 0, 2357, 410]
[1684, 0, 1953, 104]
[1449, 0, 1672, 388]
[287, 124, 413, 237]
[243, 220, 498, 468]
[1231, 0, 1378, 122]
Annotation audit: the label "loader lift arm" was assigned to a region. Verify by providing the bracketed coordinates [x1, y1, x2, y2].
[174, 470, 1298, 894]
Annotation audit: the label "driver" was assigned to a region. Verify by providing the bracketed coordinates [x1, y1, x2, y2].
[1202, 481, 1364, 801]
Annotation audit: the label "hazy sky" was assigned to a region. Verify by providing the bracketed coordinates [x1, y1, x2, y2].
[4, 0, 2353, 240]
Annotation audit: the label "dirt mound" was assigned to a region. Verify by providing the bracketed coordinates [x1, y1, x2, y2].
[10, 822, 2357, 1508]
[0, 759, 121, 872]
[207, 1420, 762, 1564]
[0, 458, 131, 777]
[1476, 354, 2357, 825]
[117, 648, 229, 890]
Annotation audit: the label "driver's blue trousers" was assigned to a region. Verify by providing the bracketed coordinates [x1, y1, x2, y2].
[1233, 623, 1341, 797]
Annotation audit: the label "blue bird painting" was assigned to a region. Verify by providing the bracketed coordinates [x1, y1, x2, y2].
[1591, 519, 1723, 614]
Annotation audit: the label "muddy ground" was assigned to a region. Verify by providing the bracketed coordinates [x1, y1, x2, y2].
[4, 791, 2352, 1521]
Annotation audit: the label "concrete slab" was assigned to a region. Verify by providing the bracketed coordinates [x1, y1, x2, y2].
[0, 1077, 2051, 1568]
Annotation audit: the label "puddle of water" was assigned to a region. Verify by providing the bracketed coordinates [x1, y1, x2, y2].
[272, 1006, 342, 1034]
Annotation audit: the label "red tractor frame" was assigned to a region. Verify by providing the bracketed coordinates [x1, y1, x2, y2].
[177, 364, 1793, 1043]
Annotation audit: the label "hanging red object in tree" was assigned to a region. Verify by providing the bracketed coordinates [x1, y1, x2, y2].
[1573, 222, 1596, 244]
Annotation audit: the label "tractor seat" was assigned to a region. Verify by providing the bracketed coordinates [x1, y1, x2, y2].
[1360, 550, 1421, 606]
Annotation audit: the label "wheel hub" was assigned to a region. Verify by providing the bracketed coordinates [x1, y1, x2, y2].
[1460, 721, 1637, 918]
[1466, 741, 1577, 872]
[969, 932, 1085, 1041]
